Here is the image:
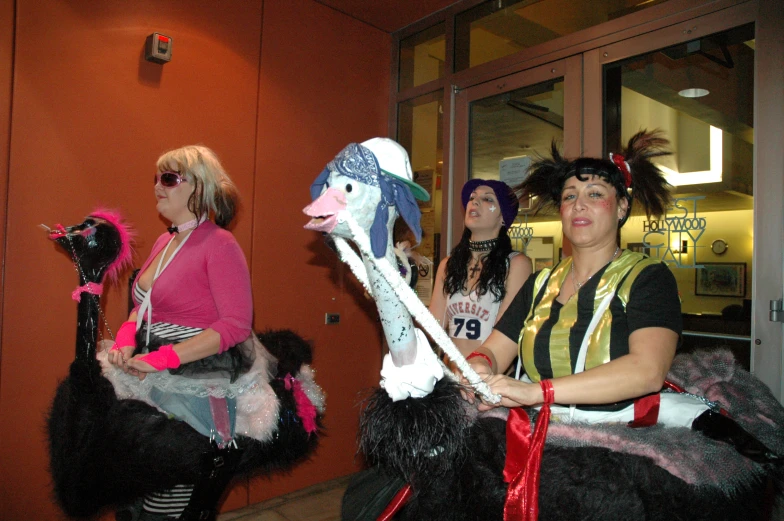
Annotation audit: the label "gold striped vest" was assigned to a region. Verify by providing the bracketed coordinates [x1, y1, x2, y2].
[519, 250, 661, 382]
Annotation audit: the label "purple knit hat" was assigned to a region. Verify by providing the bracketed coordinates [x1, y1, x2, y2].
[461, 179, 519, 227]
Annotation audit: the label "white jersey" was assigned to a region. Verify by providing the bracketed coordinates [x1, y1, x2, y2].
[444, 252, 519, 342]
[445, 288, 501, 342]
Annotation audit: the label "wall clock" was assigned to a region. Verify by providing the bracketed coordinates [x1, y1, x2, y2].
[711, 239, 728, 255]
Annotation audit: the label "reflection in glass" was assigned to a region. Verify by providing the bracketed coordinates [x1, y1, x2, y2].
[469, 79, 564, 183]
[397, 91, 444, 271]
[455, 0, 669, 71]
[399, 22, 446, 91]
[469, 79, 565, 255]
[603, 24, 755, 369]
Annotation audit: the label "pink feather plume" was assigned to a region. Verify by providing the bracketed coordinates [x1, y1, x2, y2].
[284, 374, 319, 435]
[89, 209, 135, 284]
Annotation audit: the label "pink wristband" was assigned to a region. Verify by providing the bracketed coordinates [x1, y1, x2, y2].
[137, 344, 181, 371]
[111, 321, 137, 351]
[467, 351, 493, 369]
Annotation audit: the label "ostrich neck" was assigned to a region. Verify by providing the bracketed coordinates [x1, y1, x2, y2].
[364, 250, 417, 366]
[74, 267, 105, 365]
[76, 293, 101, 363]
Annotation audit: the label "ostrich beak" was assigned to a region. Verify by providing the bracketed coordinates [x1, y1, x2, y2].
[42, 223, 69, 241]
[304, 188, 347, 233]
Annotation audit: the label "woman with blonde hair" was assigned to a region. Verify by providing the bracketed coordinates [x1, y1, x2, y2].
[108, 145, 254, 519]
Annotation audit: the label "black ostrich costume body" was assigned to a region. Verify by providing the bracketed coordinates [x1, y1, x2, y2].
[347, 349, 784, 521]
[47, 212, 322, 520]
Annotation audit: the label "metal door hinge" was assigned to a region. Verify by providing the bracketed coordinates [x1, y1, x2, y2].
[770, 299, 784, 323]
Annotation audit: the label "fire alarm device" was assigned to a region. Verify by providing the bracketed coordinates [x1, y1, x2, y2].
[145, 33, 173, 64]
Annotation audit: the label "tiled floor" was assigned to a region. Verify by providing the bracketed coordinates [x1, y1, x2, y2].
[217, 475, 352, 521]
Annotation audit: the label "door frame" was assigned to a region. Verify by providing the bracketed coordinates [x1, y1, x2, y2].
[450, 55, 583, 251]
[582, 0, 784, 400]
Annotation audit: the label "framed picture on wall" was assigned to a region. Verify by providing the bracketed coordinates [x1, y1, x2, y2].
[695, 262, 746, 297]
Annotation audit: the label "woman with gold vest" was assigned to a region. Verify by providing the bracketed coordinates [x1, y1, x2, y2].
[345, 131, 782, 521]
[466, 130, 779, 458]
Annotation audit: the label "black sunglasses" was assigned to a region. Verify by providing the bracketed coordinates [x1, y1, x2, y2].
[155, 171, 186, 188]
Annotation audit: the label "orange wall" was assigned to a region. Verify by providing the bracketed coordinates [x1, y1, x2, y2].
[248, 0, 390, 504]
[0, 0, 390, 518]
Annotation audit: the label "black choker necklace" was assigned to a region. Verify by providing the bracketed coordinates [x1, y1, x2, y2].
[469, 238, 497, 252]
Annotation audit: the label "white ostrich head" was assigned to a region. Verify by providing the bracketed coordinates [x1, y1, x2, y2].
[304, 138, 427, 258]
[303, 139, 499, 403]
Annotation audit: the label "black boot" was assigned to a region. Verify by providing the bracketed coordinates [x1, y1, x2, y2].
[692, 410, 781, 464]
[115, 498, 143, 521]
[177, 440, 244, 521]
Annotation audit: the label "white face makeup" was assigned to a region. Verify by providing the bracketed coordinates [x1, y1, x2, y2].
[464, 186, 504, 237]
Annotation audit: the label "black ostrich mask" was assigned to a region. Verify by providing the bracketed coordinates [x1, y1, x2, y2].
[47, 210, 133, 283]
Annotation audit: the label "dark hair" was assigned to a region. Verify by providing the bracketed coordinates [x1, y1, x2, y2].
[461, 179, 519, 228]
[443, 227, 513, 302]
[186, 176, 238, 229]
[520, 130, 672, 227]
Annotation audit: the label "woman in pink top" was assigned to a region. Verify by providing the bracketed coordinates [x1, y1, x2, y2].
[107, 145, 255, 519]
[108, 145, 252, 376]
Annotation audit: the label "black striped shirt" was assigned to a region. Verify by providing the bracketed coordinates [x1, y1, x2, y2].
[496, 252, 681, 383]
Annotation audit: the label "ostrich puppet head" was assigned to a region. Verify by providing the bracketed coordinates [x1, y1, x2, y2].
[304, 138, 453, 401]
[304, 138, 427, 259]
[48, 210, 134, 286]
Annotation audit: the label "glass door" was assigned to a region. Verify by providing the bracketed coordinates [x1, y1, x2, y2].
[584, 2, 784, 400]
[451, 56, 582, 254]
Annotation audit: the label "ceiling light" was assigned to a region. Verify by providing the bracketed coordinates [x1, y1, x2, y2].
[678, 88, 710, 98]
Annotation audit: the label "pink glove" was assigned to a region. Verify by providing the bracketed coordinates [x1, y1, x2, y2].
[136, 344, 181, 371]
[111, 321, 137, 351]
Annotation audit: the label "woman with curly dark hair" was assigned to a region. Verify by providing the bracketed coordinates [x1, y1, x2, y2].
[464, 132, 687, 416]
[429, 179, 531, 361]
[466, 130, 778, 459]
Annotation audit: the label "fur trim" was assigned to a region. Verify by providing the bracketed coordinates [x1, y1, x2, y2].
[359, 378, 476, 488]
[89, 209, 134, 284]
[48, 330, 323, 517]
[351, 349, 784, 521]
[258, 329, 313, 377]
[47, 368, 207, 517]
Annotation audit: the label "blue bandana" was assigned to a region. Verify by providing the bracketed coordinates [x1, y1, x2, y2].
[310, 143, 422, 258]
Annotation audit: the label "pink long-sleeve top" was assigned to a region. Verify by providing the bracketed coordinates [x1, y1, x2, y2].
[132, 220, 253, 353]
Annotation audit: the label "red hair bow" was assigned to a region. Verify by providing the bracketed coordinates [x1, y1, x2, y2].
[610, 153, 632, 188]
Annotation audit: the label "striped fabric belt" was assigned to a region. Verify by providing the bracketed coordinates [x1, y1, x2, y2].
[142, 321, 203, 343]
